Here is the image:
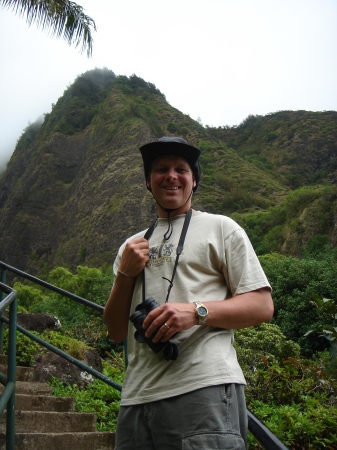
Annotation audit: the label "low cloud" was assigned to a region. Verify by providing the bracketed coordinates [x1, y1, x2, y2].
[0, 115, 45, 175]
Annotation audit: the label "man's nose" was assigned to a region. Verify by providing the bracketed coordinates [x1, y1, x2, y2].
[165, 168, 178, 179]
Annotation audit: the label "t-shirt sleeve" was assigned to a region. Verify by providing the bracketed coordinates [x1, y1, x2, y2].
[223, 228, 271, 297]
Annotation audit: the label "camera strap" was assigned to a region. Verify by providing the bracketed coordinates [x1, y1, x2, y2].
[142, 208, 193, 303]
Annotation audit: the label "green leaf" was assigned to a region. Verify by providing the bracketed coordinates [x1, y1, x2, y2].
[329, 341, 337, 362]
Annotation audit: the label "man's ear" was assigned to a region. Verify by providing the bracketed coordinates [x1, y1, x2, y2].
[192, 176, 196, 188]
[146, 177, 152, 191]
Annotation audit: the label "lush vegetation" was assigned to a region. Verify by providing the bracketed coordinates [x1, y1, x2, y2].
[235, 325, 337, 449]
[1, 70, 336, 273]
[1, 69, 336, 448]
[5, 252, 336, 449]
[2, 326, 124, 431]
[260, 252, 337, 356]
[208, 110, 337, 189]
[231, 184, 337, 258]
[42, 68, 117, 136]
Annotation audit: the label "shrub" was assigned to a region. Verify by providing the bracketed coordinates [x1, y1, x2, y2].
[235, 323, 300, 370]
[50, 357, 124, 431]
[12, 283, 48, 309]
[2, 329, 40, 366]
[259, 254, 337, 356]
[246, 356, 337, 449]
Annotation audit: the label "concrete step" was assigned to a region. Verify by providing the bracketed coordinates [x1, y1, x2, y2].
[0, 432, 115, 450]
[0, 411, 97, 433]
[0, 364, 36, 382]
[0, 353, 117, 449]
[0, 354, 8, 364]
[15, 393, 75, 412]
[0, 380, 53, 395]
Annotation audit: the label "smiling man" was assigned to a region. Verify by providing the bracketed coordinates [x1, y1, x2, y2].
[104, 136, 274, 450]
[148, 154, 195, 215]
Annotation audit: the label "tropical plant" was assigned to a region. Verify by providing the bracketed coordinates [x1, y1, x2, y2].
[234, 322, 300, 371]
[50, 357, 124, 431]
[305, 295, 337, 363]
[260, 253, 337, 356]
[0, 0, 96, 57]
[246, 355, 337, 449]
[13, 265, 113, 328]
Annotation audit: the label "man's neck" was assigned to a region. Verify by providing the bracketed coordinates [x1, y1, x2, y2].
[157, 202, 193, 218]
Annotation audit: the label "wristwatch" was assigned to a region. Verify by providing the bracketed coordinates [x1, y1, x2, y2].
[194, 301, 208, 325]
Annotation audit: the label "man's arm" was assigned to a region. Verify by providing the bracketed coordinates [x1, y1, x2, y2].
[143, 288, 274, 344]
[103, 237, 149, 343]
[206, 288, 274, 329]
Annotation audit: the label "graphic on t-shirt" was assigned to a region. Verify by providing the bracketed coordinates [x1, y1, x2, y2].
[148, 242, 176, 267]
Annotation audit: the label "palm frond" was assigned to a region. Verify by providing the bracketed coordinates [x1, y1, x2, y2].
[0, 0, 96, 57]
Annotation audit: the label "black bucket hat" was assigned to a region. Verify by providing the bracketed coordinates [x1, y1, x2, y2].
[139, 136, 201, 192]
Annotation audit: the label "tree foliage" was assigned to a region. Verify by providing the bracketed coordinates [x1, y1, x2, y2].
[41, 69, 116, 135]
[0, 0, 96, 57]
[260, 253, 337, 356]
[4, 263, 337, 447]
[235, 324, 337, 449]
[14, 265, 113, 328]
[305, 295, 337, 363]
[1, 69, 337, 447]
[232, 184, 337, 257]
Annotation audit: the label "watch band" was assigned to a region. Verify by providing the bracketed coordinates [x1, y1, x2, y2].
[194, 301, 208, 325]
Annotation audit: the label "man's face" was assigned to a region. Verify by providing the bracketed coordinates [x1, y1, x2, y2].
[148, 155, 196, 217]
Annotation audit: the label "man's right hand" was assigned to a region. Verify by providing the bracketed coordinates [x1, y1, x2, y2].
[119, 237, 149, 278]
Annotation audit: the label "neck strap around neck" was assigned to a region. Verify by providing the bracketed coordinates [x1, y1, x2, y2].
[142, 208, 192, 303]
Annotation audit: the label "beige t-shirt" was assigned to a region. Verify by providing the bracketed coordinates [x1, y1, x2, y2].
[113, 211, 271, 406]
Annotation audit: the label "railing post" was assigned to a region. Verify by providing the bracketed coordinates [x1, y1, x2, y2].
[0, 267, 6, 353]
[6, 293, 17, 450]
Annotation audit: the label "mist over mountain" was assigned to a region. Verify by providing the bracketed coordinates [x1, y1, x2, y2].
[0, 68, 336, 275]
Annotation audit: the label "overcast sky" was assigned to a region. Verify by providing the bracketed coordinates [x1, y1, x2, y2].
[0, 0, 336, 171]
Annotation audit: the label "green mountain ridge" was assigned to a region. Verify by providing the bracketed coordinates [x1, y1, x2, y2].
[214, 110, 337, 188]
[0, 68, 336, 275]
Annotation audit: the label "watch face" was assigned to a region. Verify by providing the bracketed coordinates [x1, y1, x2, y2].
[198, 306, 208, 317]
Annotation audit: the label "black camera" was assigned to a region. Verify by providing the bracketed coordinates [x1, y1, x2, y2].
[129, 297, 179, 360]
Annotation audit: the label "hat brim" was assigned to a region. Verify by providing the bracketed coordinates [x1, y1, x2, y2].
[140, 141, 201, 177]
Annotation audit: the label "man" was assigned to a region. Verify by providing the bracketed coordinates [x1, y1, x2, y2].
[104, 136, 274, 450]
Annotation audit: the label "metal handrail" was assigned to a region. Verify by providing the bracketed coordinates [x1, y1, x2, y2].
[0, 315, 122, 393]
[0, 260, 288, 449]
[247, 410, 288, 450]
[0, 281, 17, 450]
[0, 261, 103, 313]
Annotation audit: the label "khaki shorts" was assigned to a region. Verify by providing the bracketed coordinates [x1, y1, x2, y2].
[115, 383, 247, 450]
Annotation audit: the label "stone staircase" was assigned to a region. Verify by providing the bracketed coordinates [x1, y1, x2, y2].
[0, 354, 115, 449]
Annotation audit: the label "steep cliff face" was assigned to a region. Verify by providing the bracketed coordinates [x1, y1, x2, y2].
[0, 72, 208, 273]
[0, 70, 336, 274]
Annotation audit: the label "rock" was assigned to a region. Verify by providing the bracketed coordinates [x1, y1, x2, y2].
[17, 313, 61, 332]
[33, 349, 103, 386]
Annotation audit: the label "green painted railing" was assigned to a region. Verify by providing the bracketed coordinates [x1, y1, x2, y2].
[0, 280, 17, 450]
[0, 262, 121, 450]
[0, 261, 288, 450]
